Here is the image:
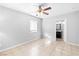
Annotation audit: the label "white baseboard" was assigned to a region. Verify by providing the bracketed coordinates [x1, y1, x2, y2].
[65, 41, 79, 46]
[43, 33, 56, 42]
[0, 39, 39, 52]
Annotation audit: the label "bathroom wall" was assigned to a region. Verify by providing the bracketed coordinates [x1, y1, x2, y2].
[0, 6, 41, 51]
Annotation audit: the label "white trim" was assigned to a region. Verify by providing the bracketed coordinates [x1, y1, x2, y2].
[0, 39, 39, 52]
[43, 33, 56, 42]
[65, 41, 79, 46]
[63, 18, 67, 42]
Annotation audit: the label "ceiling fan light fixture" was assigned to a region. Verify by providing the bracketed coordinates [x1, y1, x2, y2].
[33, 3, 52, 16]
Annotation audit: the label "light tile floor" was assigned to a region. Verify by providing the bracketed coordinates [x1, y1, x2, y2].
[0, 39, 79, 56]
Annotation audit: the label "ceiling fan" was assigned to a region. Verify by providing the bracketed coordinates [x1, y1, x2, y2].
[34, 3, 52, 16]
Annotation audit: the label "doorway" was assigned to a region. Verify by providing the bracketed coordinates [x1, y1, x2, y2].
[56, 20, 64, 41]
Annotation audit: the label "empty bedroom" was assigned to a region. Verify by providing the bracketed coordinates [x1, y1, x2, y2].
[0, 3, 79, 56]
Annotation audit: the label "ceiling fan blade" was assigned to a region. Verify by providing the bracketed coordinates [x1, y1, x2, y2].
[43, 12, 49, 15]
[43, 7, 51, 11]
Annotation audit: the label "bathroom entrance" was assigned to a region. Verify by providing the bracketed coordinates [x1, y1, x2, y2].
[56, 20, 64, 41]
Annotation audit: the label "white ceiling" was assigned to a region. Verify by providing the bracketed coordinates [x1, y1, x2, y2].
[0, 3, 79, 18]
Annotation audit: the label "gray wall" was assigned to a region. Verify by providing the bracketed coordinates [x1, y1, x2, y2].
[0, 6, 41, 50]
[43, 11, 79, 44]
[66, 11, 79, 44]
[43, 17, 56, 41]
[56, 11, 79, 44]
